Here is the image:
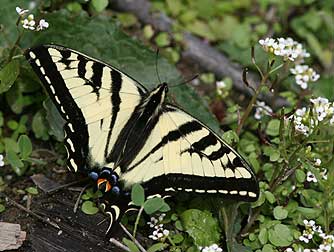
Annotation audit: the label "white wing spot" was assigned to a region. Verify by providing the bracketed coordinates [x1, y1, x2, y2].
[218, 190, 228, 194]
[229, 190, 238, 195]
[239, 191, 247, 196]
[55, 95, 61, 104]
[60, 106, 66, 114]
[69, 158, 77, 172]
[66, 138, 75, 152]
[111, 205, 120, 219]
[49, 85, 55, 94]
[177, 188, 183, 191]
[35, 59, 41, 66]
[248, 192, 257, 198]
[207, 189, 217, 193]
[195, 189, 205, 193]
[68, 123, 74, 132]
[45, 76, 51, 84]
[40, 67, 46, 75]
[225, 168, 234, 178]
[165, 187, 175, 192]
[29, 51, 36, 59]
[185, 189, 193, 192]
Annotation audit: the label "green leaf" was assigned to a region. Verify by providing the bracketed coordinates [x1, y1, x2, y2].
[273, 206, 288, 220]
[25, 187, 38, 195]
[66, 2, 82, 13]
[155, 32, 171, 47]
[171, 233, 184, 244]
[266, 119, 280, 136]
[0, 60, 20, 94]
[122, 238, 140, 252]
[32, 110, 50, 141]
[262, 244, 274, 252]
[0, 204, 5, 213]
[180, 209, 221, 247]
[258, 228, 268, 245]
[159, 201, 171, 212]
[295, 169, 306, 183]
[90, 0, 108, 12]
[144, 197, 164, 215]
[222, 130, 239, 145]
[147, 243, 167, 252]
[18, 135, 32, 159]
[44, 98, 65, 141]
[264, 191, 276, 204]
[6, 150, 24, 173]
[131, 184, 145, 206]
[7, 120, 18, 130]
[268, 224, 293, 246]
[3, 137, 19, 153]
[81, 201, 99, 215]
[251, 192, 265, 208]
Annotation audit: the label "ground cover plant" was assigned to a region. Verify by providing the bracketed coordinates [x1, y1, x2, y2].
[0, 1, 333, 252]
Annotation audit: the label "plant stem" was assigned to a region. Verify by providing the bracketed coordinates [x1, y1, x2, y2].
[133, 205, 144, 238]
[221, 202, 240, 252]
[7, 30, 24, 63]
[236, 73, 269, 135]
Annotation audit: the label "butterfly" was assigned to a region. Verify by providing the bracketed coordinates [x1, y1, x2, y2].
[25, 44, 259, 234]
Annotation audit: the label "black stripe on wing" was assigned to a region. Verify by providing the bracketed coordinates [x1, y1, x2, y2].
[25, 46, 89, 172]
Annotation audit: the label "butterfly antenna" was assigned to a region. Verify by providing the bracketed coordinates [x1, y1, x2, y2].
[170, 74, 199, 88]
[155, 49, 162, 84]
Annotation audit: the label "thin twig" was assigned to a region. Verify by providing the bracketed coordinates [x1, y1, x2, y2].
[110, 238, 131, 252]
[47, 178, 89, 193]
[73, 184, 89, 213]
[4, 195, 60, 230]
[119, 223, 147, 252]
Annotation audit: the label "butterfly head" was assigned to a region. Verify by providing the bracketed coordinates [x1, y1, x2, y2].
[89, 168, 121, 196]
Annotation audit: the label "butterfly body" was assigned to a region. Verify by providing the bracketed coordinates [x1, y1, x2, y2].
[25, 44, 259, 233]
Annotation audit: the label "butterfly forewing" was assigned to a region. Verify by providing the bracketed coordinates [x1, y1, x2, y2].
[25, 45, 147, 172]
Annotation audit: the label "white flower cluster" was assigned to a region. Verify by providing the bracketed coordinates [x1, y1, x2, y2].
[147, 214, 169, 241]
[258, 37, 320, 90]
[290, 65, 320, 89]
[0, 154, 4, 167]
[199, 244, 223, 252]
[306, 159, 327, 182]
[16, 6, 49, 31]
[310, 97, 334, 123]
[259, 37, 310, 62]
[254, 101, 273, 120]
[285, 220, 334, 252]
[290, 97, 334, 137]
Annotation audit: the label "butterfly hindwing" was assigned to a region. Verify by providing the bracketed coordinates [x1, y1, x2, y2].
[25, 45, 148, 173]
[121, 105, 259, 201]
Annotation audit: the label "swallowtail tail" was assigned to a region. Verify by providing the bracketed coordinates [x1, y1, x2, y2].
[25, 44, 259, 234]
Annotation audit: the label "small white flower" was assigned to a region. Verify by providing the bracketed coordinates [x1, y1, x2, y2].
[314, 158, 321, 166]
[37, 19, 49, 31]
[285, 248, 293, 252]
[306, 171, 317, 183]
[290, 65, 320, 90]
[216, 81, 226, 89]
[16, 6, 29, 15]
[254, 101, 272, 120]
[200, 244, 223, 252]
[22, 14, 36, 30]
[259, 37, 310, 62]
[0, 154, 4, 167]
[320, 168, 328, 180]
